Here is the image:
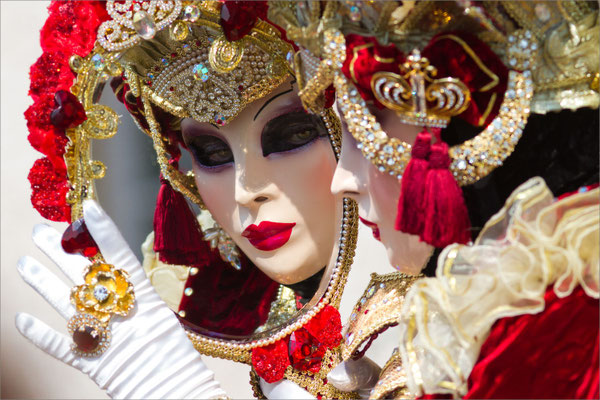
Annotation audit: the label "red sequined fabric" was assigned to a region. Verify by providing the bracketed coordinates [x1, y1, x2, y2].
[251, 339, 291, 383]
[28, 158, 71, 222]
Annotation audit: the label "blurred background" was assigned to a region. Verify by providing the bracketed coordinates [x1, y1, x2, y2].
[1, 2, 395, 398]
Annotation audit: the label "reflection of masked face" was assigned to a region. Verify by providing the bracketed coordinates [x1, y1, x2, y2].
[331, 106, 432, 275]
[181, 82, 338, 285]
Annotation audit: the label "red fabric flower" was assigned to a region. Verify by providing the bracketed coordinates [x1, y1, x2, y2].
[305, 305, 342, 348]
[40, 1, 109, 57]
[29, 51, 74, 100]
[24, 94, 68, 173]
[28, 157, 71, 222]
[251, 339, 290, 383]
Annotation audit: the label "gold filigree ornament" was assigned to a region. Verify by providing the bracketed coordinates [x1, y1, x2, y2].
[58, 1, 357, 396]
[335, 29, 537, 185]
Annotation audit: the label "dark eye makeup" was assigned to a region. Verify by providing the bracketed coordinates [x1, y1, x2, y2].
[261, 111, 328, 157]
[185, 134, 233, 168]
[184, 111, 327, 169]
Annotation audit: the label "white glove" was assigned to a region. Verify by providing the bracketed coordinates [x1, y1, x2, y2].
[259, 377, 315, 399]
[15, 200, 226, 399]
[327, 357, 381, 397]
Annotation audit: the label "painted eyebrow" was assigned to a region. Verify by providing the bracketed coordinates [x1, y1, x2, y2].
[253, 79, 298, 120]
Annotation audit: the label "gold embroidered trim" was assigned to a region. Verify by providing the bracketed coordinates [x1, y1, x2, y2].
[340, 272, 421, 361]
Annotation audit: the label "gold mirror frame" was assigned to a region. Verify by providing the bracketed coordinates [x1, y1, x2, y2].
[64, 42, 359, 372]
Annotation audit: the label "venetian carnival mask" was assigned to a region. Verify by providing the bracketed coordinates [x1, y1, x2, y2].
[26, 2, 358, 397]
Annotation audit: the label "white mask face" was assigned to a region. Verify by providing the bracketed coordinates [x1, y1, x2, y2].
[331, 106, 433, 275]
[182, 82, 339, 285]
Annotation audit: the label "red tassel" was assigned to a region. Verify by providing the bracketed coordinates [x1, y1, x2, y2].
[395, 129, 432, 235]
[421, 139, 471, 247]
[153, 175, 211, 266]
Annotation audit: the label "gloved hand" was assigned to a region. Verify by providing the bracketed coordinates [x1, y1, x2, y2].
[259, 377, 316, 399]
[327, 357, 381, 397]
[15, 200, 226, 399]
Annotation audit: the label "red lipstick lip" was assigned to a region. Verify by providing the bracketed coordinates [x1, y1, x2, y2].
[242, 221, 296, 251]
[359, 217, 381, 241]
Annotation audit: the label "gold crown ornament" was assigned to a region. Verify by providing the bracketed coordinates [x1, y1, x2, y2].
[371, 49, 471, 129]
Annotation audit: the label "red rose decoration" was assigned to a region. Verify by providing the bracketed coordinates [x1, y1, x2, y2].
[29, 51, 74, 100]
[28, 158, 71, 222]
[40, 1, 109, 57]
[251, 339, 290, 383]
[24, 94, 69, 173]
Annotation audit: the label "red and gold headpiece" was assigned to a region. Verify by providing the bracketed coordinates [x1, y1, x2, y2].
[269, 1, 599, 248]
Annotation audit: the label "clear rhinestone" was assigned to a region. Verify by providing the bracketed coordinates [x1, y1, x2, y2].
[184, 287, 194, 296]
[457, 159, 467, 170]
[519, 39, 529, 49]
[346, 333, 354, 345]
[383, 145, 394, 154]
[93, 285, 109, 302]
[91, 54, 105, 70]
[132, 11, 157, 40]
[535, 4, 551, 22]
[366, 286, 375, 297]
[182, 4, 200, 22]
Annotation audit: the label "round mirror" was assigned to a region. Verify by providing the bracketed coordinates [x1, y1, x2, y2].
[64, 3, 358, 366]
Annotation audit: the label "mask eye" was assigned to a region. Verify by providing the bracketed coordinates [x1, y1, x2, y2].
[261, 112, 328, 156]
[185, 135, 233, 168]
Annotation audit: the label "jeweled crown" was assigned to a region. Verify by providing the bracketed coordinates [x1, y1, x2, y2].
[99, 1, 294, 125]
[371, 50, 471, 128]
